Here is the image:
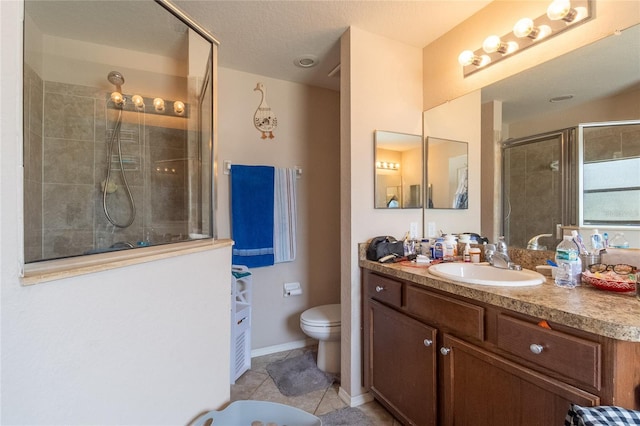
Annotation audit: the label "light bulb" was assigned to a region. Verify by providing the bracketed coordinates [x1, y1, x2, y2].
[376, 161, 381, 168]
[482, 35, 503, 53]
[173, 100, 185, 115]
[537, 25, 553, 40]
[478, 55, 491, 67]
[395, 163, 400, 169]
[513, 18, 536, 38]
[458, 50, 477, 66]
[547, 0, 573, 21]
[153, 97, 165, 112]
[131, 95, 145, 109]
[110, 91, 124, 106]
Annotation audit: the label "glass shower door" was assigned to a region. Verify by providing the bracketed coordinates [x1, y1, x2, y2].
[502, 129, 576, 249]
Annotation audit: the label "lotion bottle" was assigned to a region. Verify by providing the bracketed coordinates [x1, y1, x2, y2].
[463, 243, 471, 262]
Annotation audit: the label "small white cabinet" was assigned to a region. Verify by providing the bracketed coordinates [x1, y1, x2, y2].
[231, 265, 252, 383]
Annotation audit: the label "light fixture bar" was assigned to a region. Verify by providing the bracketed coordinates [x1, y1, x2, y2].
[460, 0, 592, 77]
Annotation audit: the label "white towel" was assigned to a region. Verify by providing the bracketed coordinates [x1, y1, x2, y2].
[274, 168, 297, 263]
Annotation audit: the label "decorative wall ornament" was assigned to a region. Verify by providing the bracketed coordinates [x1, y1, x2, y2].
[253, 82, 277, 139]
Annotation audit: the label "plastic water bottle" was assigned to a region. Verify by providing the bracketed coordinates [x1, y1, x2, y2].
[554, 236, 582, 288]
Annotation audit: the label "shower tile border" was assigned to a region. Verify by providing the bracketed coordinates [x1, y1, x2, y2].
[21, 238, 232, 286]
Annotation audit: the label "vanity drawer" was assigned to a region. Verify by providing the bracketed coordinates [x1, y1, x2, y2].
[497, 314, 601, 389]
[367, 273, 402, 307]
[405, 285, 484, 341]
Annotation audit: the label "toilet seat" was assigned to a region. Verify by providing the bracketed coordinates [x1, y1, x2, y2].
[300, 304, 340, 327]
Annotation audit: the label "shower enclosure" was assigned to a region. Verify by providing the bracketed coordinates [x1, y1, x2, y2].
[23, 0, 217, 263]
[502, 129, 577, 249]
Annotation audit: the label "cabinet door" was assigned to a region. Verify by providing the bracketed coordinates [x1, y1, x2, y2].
[368, 300, 437, 426]
[441, 334, 599, 426]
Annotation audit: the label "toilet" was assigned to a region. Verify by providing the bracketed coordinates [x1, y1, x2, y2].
[300, 304, 341, 374]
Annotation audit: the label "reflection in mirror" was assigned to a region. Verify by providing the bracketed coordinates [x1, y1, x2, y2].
[374, 131, 423, 209]
[426, 137, 468, 209]
[579, 120, 640, 227]
[23, 0, 217, 263]
[483, 24, 640, 248]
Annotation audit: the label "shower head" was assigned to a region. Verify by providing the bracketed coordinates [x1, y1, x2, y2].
[107, 71, 125, 91]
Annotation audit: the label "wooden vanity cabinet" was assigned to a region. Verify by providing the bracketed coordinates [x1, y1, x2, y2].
[364, 271, 437, 425]
[441, 334, 599, 426]
[362, 270, 610, 426]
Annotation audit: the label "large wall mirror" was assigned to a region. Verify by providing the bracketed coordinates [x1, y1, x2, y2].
[426, 137, 469, 209]
[374, 131, 423, 209]
[483, 23, 640, 249]
[23, 0, 218, 263]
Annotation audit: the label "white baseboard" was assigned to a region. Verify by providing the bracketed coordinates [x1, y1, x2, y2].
[338, 387, 373, 407]
[251, 338, 316, 358]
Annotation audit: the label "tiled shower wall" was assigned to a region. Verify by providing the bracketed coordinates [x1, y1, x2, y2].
[23, 65, 190, 262]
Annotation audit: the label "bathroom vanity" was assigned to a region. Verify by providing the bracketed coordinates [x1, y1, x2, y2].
[360, 257, 640, 425]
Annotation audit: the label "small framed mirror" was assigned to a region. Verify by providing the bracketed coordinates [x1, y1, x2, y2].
[374, 131, 423, 209]
[426, 137, 468, 209]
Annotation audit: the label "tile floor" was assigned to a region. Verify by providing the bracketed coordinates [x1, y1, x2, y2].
[230, 346, 401, 425]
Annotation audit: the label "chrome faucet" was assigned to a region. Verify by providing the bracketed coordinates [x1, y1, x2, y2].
[485, 239, 522, 270]
[527, 233, 553, 250]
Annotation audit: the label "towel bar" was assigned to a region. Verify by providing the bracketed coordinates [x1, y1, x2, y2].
[224, 160, 302, 177]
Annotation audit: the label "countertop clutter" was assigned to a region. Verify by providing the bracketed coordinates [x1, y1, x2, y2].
[359, 245, 640, 342]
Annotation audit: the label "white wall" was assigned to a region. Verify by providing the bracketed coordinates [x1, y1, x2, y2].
[216, 68, 341, 351]
[340, 26, 423, 403]
[2, 2, 232, 424]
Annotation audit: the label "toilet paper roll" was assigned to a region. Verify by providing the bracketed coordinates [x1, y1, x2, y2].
[287, 288, 302, 296]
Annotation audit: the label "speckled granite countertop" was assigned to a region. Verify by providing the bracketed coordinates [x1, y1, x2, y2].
[359, 250, 640, 342]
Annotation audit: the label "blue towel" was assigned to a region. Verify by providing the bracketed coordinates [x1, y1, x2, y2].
[231, 165, 275, 268]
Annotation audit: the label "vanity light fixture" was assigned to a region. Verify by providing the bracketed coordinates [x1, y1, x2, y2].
[107, 93, 188, 117]
[376, 161, 400, 170]
[458, 0, 592, 77]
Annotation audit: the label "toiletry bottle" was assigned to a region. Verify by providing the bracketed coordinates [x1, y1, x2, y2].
[463, 243, 471, 262]
[403, 232, 415, 256]
[421, 239, 431, 257]
[610, 232, 629, 249]
[590, 229, 603, 253]
[469, 246, 481, 263]
[443, 234, 457, 261]
[433, 238, 444, 260]
[554, 235, 582, 289]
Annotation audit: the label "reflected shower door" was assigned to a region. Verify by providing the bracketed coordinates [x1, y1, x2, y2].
[502, 129, 576, 249]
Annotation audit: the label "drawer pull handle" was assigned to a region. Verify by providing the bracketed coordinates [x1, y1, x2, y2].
[423, 339, 433, 347]
[529, 344, 544, 354]
[440, 347, 451, 356]
[375, 286, 385, 292]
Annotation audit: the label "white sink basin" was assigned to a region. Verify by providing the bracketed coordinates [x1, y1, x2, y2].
[429, 263, 545, 287]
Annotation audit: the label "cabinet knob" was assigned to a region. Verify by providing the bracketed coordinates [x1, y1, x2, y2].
[529, 344, 544, 354]
[375, 286, 385, 292]
[423, 339, 433, 347]
[440, 347, 451, 356]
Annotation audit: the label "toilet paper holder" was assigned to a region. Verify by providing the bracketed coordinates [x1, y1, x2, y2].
[284, 282, 302, 297]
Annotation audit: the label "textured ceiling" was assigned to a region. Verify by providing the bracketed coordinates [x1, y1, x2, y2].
[25, 1, 639, 120]
[26, 0, 492, 91]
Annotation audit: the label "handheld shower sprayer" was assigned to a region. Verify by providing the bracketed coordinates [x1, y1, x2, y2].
[107, 70, 125, 92]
